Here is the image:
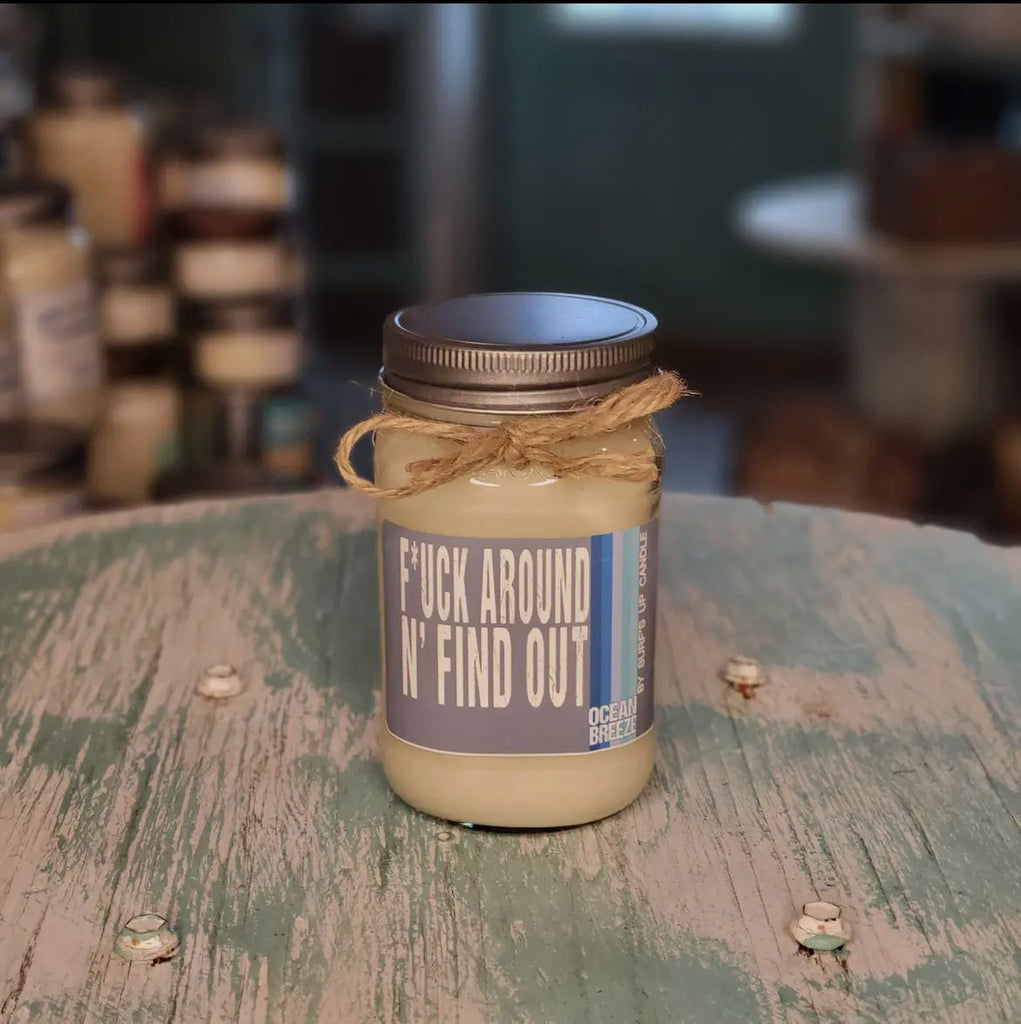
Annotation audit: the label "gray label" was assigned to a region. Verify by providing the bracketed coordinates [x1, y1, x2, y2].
[382, 520, 657, 755]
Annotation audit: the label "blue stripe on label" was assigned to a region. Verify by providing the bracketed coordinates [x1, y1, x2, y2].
[611, 531, 623, 709]
[620, 527, 639, 716]
[589, 534, 608, 749]
[588, 529, 646, 751]
[599, 534, 614, 750]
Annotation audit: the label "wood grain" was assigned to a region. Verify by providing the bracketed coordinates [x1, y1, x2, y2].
[1, 491, 1020, 1022]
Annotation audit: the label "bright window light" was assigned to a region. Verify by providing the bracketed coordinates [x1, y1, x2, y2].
[550, 4, 798, 39]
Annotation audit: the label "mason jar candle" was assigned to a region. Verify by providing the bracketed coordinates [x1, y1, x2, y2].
[157, 121, 290, 239]
[29, 68, 148, 247]
[0, 181, 103, 430]
[337, 292, 684, 828]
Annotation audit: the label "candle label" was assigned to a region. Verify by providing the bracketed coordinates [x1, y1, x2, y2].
[17, 280, 102, 404]
[382, 520, 657, 755]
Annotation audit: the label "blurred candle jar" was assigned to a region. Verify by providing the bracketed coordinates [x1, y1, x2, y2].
[97, 247, 176, 376]
[88, 378, 180, 506]
[29, 68, 149, 247]
[342, 293, 673, 828]
[0, 181, 103, 430]
[174, 238, 299, 302]
[90, 249, 179, 504]
[260, 389, 316, 484]
[157, 121, 290, 238]
[194, 385, 315, 485]
[189, 298, 301, 391]
[0, 419, 85, 530]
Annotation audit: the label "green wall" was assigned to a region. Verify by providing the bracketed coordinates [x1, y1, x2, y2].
[37, 3, 855, 348]
[487, 5, 856, 346]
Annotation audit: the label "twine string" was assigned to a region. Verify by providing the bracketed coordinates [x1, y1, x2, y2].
[334, 370, 692, 500]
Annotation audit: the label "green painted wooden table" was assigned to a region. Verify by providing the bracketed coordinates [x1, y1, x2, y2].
[1, 491, 1020, 1023]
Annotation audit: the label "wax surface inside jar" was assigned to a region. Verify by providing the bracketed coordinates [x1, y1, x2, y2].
[375, 404, 660, 827]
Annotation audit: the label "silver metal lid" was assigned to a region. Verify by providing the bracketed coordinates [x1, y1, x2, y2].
[0, 420, 86, 484]
[382, 292, 657, 411]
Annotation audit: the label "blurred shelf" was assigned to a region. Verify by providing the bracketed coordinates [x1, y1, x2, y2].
[735, 173, 1021, 279]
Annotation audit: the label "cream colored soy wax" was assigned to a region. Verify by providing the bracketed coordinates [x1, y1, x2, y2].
[338, 293, 683, 828]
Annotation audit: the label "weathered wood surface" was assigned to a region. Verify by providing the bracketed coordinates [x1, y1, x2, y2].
[2, 490, 1021, 1023]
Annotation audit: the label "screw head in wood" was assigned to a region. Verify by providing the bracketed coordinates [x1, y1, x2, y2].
[196, 664, 243, 699]
[721, 655, 767, 693]
[789, 901, 851, 951]
[114, 913, 179, 963]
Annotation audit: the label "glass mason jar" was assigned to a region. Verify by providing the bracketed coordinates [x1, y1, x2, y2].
[368, 293, 663, 828]
[97, 246, 175, 356]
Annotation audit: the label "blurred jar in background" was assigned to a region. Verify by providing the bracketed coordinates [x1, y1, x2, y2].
[186, 298, 315, 486]
[88, 379, 179, 506]
[190, 297, 301, 391]
[97, 246, 176, 374]
[88, 247, 180, 506]
[158, 121, 291, 239]
[173, 236, 300, 301]
[0, 181, 102, 430]
[0, 419, 85, 530]
[29, 67, 149, 247]
[260, 388, 316, 485]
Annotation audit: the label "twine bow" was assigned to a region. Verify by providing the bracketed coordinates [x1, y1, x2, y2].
[335, 370, 691, 500]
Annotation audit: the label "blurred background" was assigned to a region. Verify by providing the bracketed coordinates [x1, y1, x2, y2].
[7, 3, 1021, 541]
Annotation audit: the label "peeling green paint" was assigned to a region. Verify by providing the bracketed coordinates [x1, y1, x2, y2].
[3, 496, 1021, 1021]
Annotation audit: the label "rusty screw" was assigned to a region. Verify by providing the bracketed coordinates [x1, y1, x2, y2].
[789, 901, 851, 951]
[720, 655, 767, 697]
[114, 913, 179, 963]
[196, 664, 243, 699]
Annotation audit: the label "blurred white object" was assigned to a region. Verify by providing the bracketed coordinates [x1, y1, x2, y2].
[550, 4, 797, 38]
[737, 174, 1017, 441]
